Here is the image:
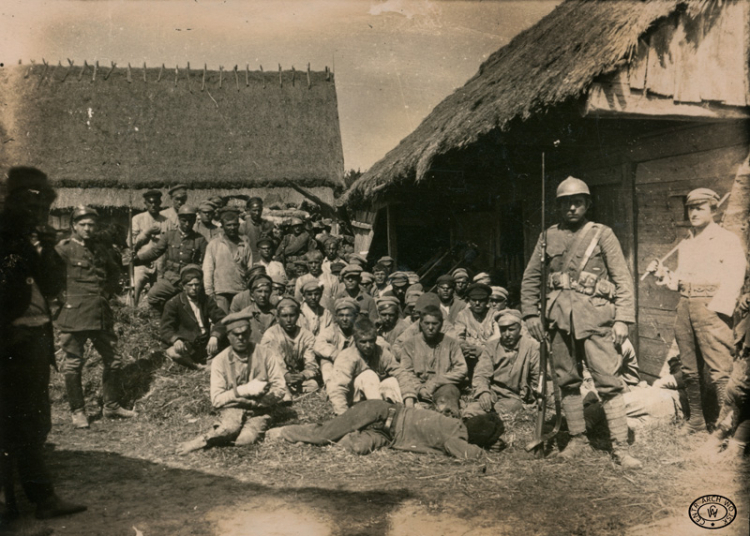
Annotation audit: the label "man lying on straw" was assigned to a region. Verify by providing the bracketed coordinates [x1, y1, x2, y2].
[266, 400, 504, 460]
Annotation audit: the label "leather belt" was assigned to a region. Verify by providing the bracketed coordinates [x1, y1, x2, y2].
[679, 282, 719, 298]
[383, 406, 399, 438]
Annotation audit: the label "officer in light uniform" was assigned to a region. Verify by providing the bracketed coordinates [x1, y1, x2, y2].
[647, 188, 746, 434]
[521, 177, 640, 468]
[56, 206, 136, 428]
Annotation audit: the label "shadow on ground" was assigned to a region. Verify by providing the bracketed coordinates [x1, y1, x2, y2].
[6, 447, 412, 536]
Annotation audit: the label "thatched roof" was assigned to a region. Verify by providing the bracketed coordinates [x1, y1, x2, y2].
[0, 62, 345, 208]
[340, 0, 702, 207]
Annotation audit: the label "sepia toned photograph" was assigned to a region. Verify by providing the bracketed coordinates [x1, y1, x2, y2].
[0, 1, 748, 534]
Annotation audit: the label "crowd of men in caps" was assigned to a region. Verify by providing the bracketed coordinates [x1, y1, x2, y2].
[1, 165, 749, 521]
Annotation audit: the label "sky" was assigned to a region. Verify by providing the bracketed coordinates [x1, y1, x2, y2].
[0, 0, 558, 172]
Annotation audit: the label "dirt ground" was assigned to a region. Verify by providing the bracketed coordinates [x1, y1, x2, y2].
[3, 307, 749, 536]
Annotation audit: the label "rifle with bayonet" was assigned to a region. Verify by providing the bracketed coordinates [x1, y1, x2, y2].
[526, 153, 562, 457]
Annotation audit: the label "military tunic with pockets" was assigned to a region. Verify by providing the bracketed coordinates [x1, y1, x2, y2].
[520, 219, 635, 397]
[55, 237, 122, 373]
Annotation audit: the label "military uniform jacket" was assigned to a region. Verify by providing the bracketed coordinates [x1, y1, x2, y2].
[138, 229, 207, 282]
[55, 237, 120, 332]
[520, 219, 635, 339]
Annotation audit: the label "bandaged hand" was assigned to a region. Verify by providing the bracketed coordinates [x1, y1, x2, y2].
[236, 379, 269, 398]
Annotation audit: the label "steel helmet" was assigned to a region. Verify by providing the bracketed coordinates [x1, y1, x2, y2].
[556, 176, 590, 198]
[70, 205, 98, 223]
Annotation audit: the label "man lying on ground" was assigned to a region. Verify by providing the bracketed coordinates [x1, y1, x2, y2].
[161, 264, 225, 369]
[267, 400, 503, 460]
[177, 311, 288, 455]
[327, 319, 408, 415]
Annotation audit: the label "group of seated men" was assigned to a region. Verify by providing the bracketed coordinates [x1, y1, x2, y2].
[173, 261, 523, 457]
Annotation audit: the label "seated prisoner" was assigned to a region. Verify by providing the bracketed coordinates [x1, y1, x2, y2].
[314, 297, 360, 386]
[327, 318, 409, 415]
[397, 305, 468, 417]
[297, 279, 334, 337]
[463, 309, 540, 418]
[230, 273, 278, 343]
[267, 400, 503, 460]
[160, 265, 226, 369]
[177, 311, 288, 455]
[261, 297, 319, 394]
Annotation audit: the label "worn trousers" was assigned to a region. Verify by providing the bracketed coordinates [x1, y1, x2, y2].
[204, 408, 271, 446]
[673, 297, 733, 390]
[0, 324, 55, 504]
[279, 399, 394, 454]
[147, 278, 180, 312]
[551, 328, 623, 400]
[463, 397, 524, 418]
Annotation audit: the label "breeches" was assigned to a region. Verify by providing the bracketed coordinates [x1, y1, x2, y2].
[59, 330, 121, 374]
[551, 328, 623, 399]
[353, 370, 403, 405]
[214, 293, 237, 314]
[147, 279, 179, 310]
[673, 297, 733, 386]
[280, 399, 394, 448]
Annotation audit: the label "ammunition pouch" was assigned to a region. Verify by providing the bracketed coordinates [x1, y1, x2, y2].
[549, 271, 616, 300]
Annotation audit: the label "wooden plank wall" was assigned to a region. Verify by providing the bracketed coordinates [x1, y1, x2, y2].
[635, 126, 750, 377]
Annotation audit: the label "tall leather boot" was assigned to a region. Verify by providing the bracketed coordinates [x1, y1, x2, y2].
[602, 394, 642, 469]
[684, 378, 707, 433]
[64, 372, 89, 429]
[102, 369, 136, 419]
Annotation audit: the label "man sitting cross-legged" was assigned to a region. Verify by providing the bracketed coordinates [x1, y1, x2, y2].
[261, 297, 319, 394]
[397, 305, 468, 417]
[161, 265, 226, 369]
[463, 309, 540, 418]
[267, 399, 503, 460]
[177, 311, 288, 454]
[327, 318, 409, 415]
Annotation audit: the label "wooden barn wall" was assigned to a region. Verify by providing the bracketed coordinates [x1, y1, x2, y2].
[635, 123, 750, 377]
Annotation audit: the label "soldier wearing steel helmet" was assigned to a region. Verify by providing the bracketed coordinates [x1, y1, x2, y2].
[520, 176, 640, 468]
[135, 204, 208, 313]
[56, 206, 135, 429]
[646, 188, 746, 435]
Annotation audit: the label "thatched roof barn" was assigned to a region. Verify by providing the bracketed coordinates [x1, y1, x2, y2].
[0, 61, 345, 211]
[341, 0, 750, 378]
[342, 0, 748, 206]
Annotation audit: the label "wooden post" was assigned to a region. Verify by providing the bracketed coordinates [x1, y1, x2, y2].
[143, 62, 147, 82]
[325, 66, 330, 81]
[157, 63, 164, 82]
[92, 60, 98, 82]
[387, 205, 398, 261]
[291, 66, 296, 86]
[245, 63, 249, 86]
[174, 65, 179, 87]
[201, 64, 206, 91]
[278, 64, 282, 87]
[307, 63, 311, 89]
[104, 61, 116, 81]
[61, 59, 73, 82]
[234, 65, 239, 91]
[77, 61, 88, 81]
[219, 65, 223, 88]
